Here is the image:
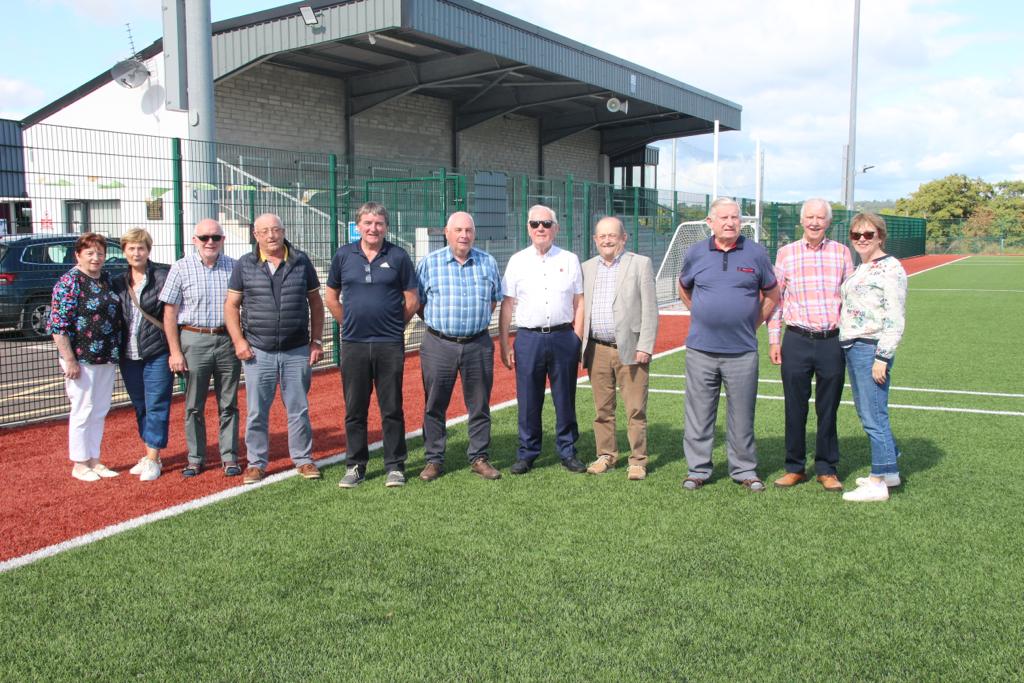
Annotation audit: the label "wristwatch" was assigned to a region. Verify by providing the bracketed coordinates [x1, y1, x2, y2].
[311, 339, 323, 346]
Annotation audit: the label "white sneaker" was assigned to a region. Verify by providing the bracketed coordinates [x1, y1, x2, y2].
[843, 481, 890, 502]
[72, 464, 100, 482]
[129, 457, 148, 475]
[90, 463, 119, 478]
[139, 458, 162, 482]
[856, 474, 901, 488]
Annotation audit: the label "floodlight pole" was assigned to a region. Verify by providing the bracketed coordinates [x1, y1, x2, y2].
[671, 138, 678, 194]
[843, 0, 861, 210]
[754, 138, 763, 243]
[185, 0, 218, 223]
[712, 119, 719, 200]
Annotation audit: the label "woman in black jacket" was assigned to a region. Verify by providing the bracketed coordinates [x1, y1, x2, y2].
[113, 228, 173, 482]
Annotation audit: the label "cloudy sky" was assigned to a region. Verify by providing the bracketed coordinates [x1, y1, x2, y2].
[2, 0, 1021, 202]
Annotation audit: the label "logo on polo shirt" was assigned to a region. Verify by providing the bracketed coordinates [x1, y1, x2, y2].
[737, 267, 755, 273]
[381, 263, 391, 268]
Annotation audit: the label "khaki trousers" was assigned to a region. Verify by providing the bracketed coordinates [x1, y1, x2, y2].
[586, 342, 649, 466]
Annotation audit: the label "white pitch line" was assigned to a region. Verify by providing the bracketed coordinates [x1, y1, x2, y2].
[904, 255, 971, 277]
[621, 386, 1024, 417]
[647, 374, 1024, 399]
[1, 344, 703, 574]
[910, 288, 1024, 293]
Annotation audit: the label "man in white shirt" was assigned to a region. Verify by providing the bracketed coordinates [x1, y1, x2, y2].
[499, 205, 585, 474]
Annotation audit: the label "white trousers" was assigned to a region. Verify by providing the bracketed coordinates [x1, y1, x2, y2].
[62, 361, 115, 463]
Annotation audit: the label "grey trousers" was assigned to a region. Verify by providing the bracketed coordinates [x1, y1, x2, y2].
[242, 345, 315, 469]
[181, 330, 240, 467]
[683, 348, 760, 481]
[420, 330, 494, 464]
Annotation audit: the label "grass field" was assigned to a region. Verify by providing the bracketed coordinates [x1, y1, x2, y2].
[1, 256, 1022, 681]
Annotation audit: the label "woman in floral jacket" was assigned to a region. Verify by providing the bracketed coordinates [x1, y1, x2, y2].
[839, 213, 908, 502]
[50, 232, 123, 482]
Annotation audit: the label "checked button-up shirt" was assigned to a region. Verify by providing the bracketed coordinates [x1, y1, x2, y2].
[417, 245, 503, 337]
[768, 237, 854, 344]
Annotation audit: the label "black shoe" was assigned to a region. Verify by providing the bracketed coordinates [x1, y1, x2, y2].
[562, 456, 586, 473]
[510, 459, 533, 475]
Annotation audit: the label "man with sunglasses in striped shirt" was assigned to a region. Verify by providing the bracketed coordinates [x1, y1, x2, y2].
[160, 218, 242, 478]
[768, 198, 854, 492]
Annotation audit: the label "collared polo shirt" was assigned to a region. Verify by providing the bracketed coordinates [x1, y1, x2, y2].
[417, 245, 502, 337]
[326, 239, 417, 343]
[159, 252, 236, 328]
[501, 244, 583, 329]
[767, 237, 853, 344]
[678, 236, 777, 354]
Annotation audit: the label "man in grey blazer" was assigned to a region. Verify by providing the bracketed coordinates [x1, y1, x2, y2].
[581, 216, 659, 480]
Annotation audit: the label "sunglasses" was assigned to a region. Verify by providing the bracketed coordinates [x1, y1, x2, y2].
[849, 231, 876, 241]
[529, 220, 555, 229]
[195, 234, 224, 242]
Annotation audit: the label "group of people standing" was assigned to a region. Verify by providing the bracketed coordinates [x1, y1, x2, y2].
[50, 196, 905, 503]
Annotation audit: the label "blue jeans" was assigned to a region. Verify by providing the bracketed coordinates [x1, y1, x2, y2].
[242, 345, 314, 469]
[120, 354, 174, 450]
[844, 340, 899, 476]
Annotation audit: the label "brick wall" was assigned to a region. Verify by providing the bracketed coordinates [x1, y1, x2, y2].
[457, 115, 539, 175]
[215, 64, 345, 155]
[542, 130, 601, 182]
[352, 94, 451, 166]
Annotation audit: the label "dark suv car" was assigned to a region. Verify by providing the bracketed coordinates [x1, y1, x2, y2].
[0, 235, 128, 339]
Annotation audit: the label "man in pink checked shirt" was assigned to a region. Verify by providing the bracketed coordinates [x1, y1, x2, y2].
[768, 198, 854, 492]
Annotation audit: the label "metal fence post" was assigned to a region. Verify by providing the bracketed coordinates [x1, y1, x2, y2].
[582, 182, 591, 260]
[632, 186, 640, 253]
[329, 153, 340, 365]
[565, 174, 574, 252]
[520, 174, 529, 250]
[172, 138, 184, 259]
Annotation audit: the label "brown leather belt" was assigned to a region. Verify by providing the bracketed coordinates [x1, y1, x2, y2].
[591, 338, 617, 348]
[181, 325, 227, 335]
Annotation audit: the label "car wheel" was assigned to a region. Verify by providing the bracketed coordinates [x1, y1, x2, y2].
[22, 297, 52, 340]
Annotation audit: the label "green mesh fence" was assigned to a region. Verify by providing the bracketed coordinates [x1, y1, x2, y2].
[0, 121, 927, 424]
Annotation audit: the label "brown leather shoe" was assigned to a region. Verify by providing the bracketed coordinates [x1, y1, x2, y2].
[242, 467, 264, 485]
[817, 474, 844, 492]
[297, 463, 322, 480]
[774, 471, 808, 488]
[419, 462, 443, 482]
[470, 458, 501, 480]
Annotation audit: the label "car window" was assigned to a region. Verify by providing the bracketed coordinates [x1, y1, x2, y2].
[20, 244, 61, 265]
[50, 245, 74, 264]
[105, 243, 125, 263]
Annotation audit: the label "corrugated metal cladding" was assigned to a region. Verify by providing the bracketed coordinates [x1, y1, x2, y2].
[0, 119, 27, 198]
[405, 0, 741, 129]
[213, 0, 403, 79]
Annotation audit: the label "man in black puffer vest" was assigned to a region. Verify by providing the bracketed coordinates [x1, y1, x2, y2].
[225, 213, 325, 485]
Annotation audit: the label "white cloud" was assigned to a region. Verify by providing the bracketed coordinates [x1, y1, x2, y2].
[0, 78, 45, 120]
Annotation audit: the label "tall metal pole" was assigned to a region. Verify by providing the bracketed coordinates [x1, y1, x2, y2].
[671, 138, 677, 194]
[712, 119, 720, 200]
[185, 0, 218, 224]
[754, 138, 763, 243]
[844, 0, 861, 210]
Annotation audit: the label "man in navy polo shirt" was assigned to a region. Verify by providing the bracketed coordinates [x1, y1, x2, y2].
[326, 202, 418, 488]
[677, 198, 779, 492]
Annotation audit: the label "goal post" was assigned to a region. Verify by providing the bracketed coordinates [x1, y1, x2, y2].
[654, 217, 762, 307]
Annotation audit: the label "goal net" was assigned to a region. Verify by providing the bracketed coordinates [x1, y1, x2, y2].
[655, 217, 762, 307]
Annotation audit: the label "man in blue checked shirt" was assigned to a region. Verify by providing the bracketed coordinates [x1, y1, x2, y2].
[415, 211, 504, 481]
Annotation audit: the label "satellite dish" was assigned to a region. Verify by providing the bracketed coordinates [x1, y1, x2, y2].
[606, 97, 629, 115]
[111, 59, 151, 89]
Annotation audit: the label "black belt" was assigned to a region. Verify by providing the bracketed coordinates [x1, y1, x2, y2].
[519, 323, 573, 334]
[786, 325, 839, 340]
[591, 338, 617, 348]
[426, 327, 488, 344]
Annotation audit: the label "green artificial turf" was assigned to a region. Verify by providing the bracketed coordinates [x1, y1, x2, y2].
[1, 256, 1022, 681]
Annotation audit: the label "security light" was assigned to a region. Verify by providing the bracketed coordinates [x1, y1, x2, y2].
[299, 5, 318, 26]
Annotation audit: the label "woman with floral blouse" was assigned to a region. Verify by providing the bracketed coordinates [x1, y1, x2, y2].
[50, 232, 123, 482]
[839, 213, 908, 502]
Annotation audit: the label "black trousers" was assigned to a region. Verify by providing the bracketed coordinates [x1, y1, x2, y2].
[340, 341, 407, 472]
[780, 331, 845, 475]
